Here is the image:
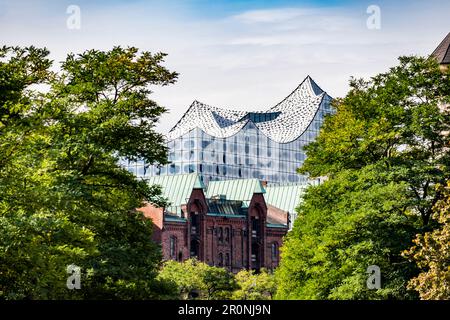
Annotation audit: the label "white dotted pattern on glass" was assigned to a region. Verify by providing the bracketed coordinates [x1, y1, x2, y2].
[124, 76, 334, 185]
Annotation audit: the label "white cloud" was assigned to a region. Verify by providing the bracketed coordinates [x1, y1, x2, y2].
[231, 8, 315, 24]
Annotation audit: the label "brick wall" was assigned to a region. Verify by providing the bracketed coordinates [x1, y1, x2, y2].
[265, 227, 286, 270]
[140, 189, 287, 273]
[202, 217, 248, 273]
[161, 221, 189, 261]
[138, 203, 163, 242]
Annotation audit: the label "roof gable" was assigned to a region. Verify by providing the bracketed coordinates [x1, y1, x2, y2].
[264, 184, 306, 214]
[206, 179, 265, 207]
[431, 32, 450, 65]
[146, 173, 204, 214]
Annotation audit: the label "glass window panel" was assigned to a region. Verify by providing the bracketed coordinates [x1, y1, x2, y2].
[173, 151, 181, 161]
[182, 151, 191, 160]
[174, 139, 181, 150]
[184, 139, 193, 149]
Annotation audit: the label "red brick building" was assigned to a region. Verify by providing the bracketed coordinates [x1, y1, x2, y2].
[139, 174, 289, 273]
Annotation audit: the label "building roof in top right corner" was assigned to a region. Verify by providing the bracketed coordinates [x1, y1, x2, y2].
[431, 32, 450, 65]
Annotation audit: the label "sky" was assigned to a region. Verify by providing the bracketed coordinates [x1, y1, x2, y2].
[1, 0, 449, 133]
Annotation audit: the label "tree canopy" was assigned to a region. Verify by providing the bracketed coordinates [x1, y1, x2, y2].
[158, 259, 277, 300]
[232, 268, 277, 300]
[404, 182, 450, 299]
[276, 56, 450, 300]
[158, 259, 237, 300]
[0, 46, 177, 299]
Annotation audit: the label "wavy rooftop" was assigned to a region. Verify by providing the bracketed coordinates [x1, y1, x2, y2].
[167, 76, 332, 143]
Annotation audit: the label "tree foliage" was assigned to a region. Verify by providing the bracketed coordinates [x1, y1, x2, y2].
[0, 46, 177, 299]
[276, 56, 450, 300]
[158, 260, 277, 300]
[301, 56, 450, 226]
[157, 259, 237, 300]
[276, 168, 420, 299]
[232, 269, 276, 300]
[404, 182, 450, 299]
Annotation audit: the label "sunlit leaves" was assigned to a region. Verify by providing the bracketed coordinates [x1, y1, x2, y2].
[404, 182, 450, 299]
[157, 259, 237, 300]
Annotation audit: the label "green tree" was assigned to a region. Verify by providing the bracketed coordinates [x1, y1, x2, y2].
[404, 182, 450, 299]
[302, 56, 450, 226]
[276, 56, 450, 300]
[158, 259, 237, 300]
[276, 168, 420, 299]
[232, 269, 276, 300]
[0, 46, 177, 299]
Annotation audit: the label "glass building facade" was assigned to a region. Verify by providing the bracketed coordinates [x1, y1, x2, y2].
[124, 76, 333, 185]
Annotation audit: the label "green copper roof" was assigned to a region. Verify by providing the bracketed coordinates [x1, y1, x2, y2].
[206, 179, 266, 207]
[146, 173, 204, 214]
[146, 173, 306, 221]
[207, 213, 247, 218]
[165, 215, 187, 223]
[267, 223, 288, 229]
[206, 199, 246, 216]
[264, 184, 306, 214]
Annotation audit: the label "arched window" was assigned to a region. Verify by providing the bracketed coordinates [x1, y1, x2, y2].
[225, 228, 230, 243]
[170, 236, 177, 259]
[218, 253, 223, 267]
[271, 242, 278, 262]
[190, 239, 199, 258]
[218, 227, 223, 243]
[225, 253, 230, 266]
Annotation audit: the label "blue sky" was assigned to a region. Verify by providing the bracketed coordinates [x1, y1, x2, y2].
[0, 0, 449, 132]
[169, 0, 358, 17]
